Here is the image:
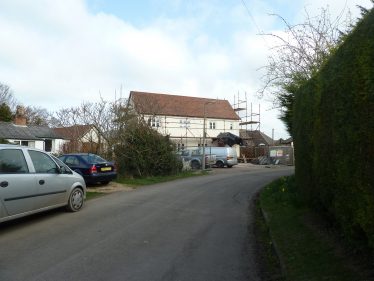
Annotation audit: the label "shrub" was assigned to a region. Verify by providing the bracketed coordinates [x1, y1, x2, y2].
[114, 119, 182, 178]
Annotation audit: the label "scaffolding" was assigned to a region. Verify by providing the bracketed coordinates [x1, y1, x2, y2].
[233, 92, 261, 132]
[233, 91, 267, 162]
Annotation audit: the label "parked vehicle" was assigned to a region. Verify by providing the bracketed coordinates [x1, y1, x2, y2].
[58, 153, 117, 185]
[178, 148, 216, 169]
[204, 146, 238, 168]
[0, 144, 86, 223]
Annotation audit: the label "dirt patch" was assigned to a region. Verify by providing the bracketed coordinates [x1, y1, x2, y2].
[87, 182, 134, 193]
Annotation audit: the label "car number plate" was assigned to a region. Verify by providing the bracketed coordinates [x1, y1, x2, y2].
[101, 167, 112, 172]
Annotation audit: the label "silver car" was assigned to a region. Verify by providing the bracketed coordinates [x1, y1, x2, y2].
[0, 144, 86, 223]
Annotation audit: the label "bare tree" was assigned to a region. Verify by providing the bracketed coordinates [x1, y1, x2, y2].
[24, 106, 52, 126]
[0, 82, 56, 126]
[259, 6, 355, 133]
[52, 97, 132, 158]
[0, 83, 17, 110]
[51, 94, 181, 177]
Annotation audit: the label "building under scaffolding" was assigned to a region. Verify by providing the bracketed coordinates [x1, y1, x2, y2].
[233, 92, 263, 147]
[232, 92, 294, 165]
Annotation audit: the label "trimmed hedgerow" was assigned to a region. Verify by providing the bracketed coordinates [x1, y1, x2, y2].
[293, 8, 374, 252]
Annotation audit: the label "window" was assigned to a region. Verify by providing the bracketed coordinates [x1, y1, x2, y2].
[81, 154, 106, 164]
[0, 149, 29, 173]
[148, 117, 160, 128]
[191, 149, 201, 156]
[180, 119, 190, 128]
[29, 150, 59, 174]
[51, 155, 72, 174]
[230, 123, 233, 130]
[209, 122, 216, 129]
[65, 156, 80, 166]
[45, 140, 52, 152]
[181, 150, 189, 156]
[11, 140, 35, 148]
[154, 118, 160, 127]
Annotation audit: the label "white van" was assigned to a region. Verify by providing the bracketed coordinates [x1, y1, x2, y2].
[178, 148, 216, 170]
[204, 146, 238, 168]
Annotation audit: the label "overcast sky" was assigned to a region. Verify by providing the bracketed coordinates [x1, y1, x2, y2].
[0, 0, 371, 138]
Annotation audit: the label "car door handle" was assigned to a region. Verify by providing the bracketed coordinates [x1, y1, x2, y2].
[1, 181, 8, 188]
[39, 180, 45, 185]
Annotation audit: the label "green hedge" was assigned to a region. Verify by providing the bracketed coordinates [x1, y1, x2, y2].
[114, 120, 182, 178]
[293, 9, 374, 252]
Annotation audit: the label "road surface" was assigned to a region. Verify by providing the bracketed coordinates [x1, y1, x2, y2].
[0, 165, 293, 281]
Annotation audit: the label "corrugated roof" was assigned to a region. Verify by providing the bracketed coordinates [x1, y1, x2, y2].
[0, 122, 61, 140]
[130, 91, 240, 120]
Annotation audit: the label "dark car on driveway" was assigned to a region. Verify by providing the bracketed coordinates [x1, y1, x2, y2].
[58, 153, 117, 185]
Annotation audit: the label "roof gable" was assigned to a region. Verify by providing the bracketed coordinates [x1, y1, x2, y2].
[53, 125, 94, 140]
[130, 91, 240, 120]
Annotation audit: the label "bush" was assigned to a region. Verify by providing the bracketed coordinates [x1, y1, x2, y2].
[114, 119, 182, 178]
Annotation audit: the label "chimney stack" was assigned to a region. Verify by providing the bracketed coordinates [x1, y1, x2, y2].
[14, 106, 27, 126]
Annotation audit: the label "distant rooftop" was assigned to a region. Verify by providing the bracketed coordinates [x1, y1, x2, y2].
[129, 91, 240, 120]
[0, 122, 62, 140]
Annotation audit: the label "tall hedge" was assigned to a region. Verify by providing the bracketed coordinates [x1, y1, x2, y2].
[293, 9, 374, 251]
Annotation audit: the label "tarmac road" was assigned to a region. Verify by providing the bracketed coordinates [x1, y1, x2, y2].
[0, 165, 293, 281]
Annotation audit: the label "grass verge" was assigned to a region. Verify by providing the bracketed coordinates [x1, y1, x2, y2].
[254, 194, 285, 281]
[116, 170, 209, 187]
[85, 170, 209, 199]
[86, 191, 107, 200]
[257, 176, 369, 281]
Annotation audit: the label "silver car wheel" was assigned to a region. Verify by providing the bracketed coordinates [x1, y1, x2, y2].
[67, 188, 84, 212]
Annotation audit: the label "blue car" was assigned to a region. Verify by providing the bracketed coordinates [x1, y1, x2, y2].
[58, 153, 117, 185]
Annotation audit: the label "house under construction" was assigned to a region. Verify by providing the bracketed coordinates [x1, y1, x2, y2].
[232, 92, 293, 165]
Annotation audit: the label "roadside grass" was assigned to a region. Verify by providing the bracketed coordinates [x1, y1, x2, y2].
[116, 170, 209, 187]
[85, 170, 210, 199]
[86, 191, 107, 200]
[254, 195, 285, 281]
[258, 176, 364, 281]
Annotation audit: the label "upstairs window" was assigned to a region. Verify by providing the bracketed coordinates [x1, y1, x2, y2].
[209, 122, 216, 129]
[148, 117, 160, 128]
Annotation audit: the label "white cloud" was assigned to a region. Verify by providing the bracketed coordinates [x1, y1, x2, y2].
[1, 0, 371, 139]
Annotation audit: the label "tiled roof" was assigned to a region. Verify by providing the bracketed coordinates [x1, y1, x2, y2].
[129, 91, 240, 120]
[0, 122, 61, 140]
[53, 125, 93, 140]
